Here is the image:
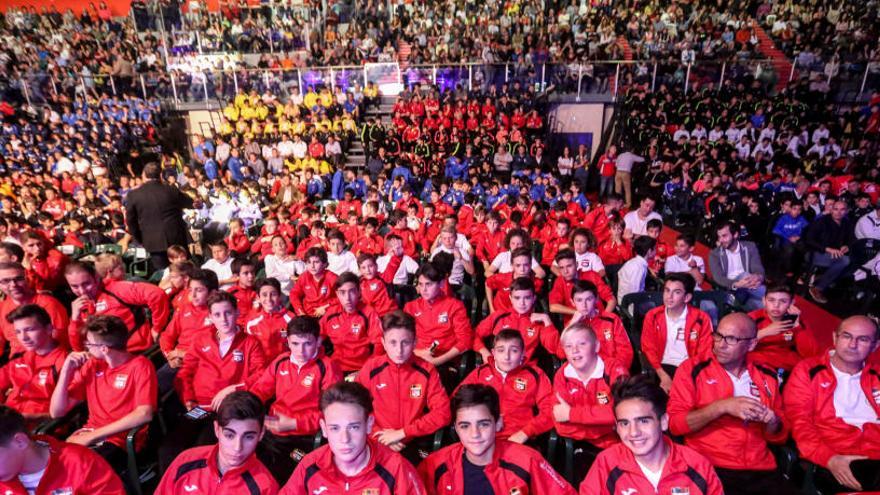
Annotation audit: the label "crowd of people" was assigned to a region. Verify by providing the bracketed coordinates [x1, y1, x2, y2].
[2, 2, 880, 495]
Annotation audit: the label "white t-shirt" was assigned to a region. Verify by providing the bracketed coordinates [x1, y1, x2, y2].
[726, 369, 756, 398]
[661, 307, 689, 366]
[624, 211, 663, 237]
[431, 245, 472, 285]
[264, 255, 304, 295]
[831, 363, 880, 429]
[724, 244, 746, 280]
[327, 250, 359, 276]
[18, 467, 46, 495]
[377, 254, 420, 285]
[636, 460, 663, 491]
[490, 251, 541, 274]
[202, 257, 235, 290]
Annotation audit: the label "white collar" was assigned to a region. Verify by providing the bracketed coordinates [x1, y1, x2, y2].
[563, 356, 605, 384]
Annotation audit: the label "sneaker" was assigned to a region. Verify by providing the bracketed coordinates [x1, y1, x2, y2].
[809, 287, 828, 304]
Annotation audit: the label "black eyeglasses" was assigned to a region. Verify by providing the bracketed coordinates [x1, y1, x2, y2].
[712, 332, 754, 346]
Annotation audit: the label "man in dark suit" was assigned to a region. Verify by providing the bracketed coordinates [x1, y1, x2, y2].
[125, 163, 194, 270]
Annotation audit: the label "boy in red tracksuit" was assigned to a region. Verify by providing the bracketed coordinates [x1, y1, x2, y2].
[289, 247, 338, 318]
[160, 291, 266, 473]
[581, 374, 724, 495]
[0, 406, 126, 495]
[281, 382, 426, 495]
[0, 304, 68, 420]
[553, 322, 629, 485]
[227, 258, 258, 326]
[646, 219, 671, 273]
[668, 313, 796, 495]
[642, 273, 714, 392]
[357, 310, 450, 464]
[597, 216, 632, 266]
[387, 210, 419, 257]
[541, 217, 571, 264]
[0, 261, 69, 357]
[403, 263, 472, 370]
[225, 218, 251, 256]
[484, 247, 543, 313]
[581, 195, 625, 246]
[250, 217, 288, 260]
[784, 316, 880, 494]
[64, 261, 171, 353]
[472, 212, 506, 271]
[458, 329, 554, 444]
[567, 280, 634, 369]
[217, 315, 343, 483]
[748, 286, 821, 374]
[549, 249, 616, 324]
[163, 260, 196, 310]
[320, 273, 383, 373]
[21, 231, 69, 292]
[357, 252, 400, 316]
[474, 277, 561, 363]
[419, 383, 575, 495]
[49, 315, 157, 472]
[155, 391, 279, 494]
[353, 218, 385, 256]
[245, 278, 295, 359]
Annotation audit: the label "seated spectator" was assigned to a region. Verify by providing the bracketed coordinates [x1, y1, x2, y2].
[642, 273, 715, 392]
[356, 310, 451, 463]
[748, 285, 821, 374]
[326, 230, 359, 275]
[771, 201, 810, 278]
[245, 278, 296, 360]
[202, 241, 237, 290]
[567, 280, 634, 369]
[623, 197, 663, 240]
[596, 216, 632, 268]
[550, 249, 616, 325]
[668, 313, 796, 495]
[264, 235, 303, 297]
[226, 258, 258, 324]
[0, 261, 69, 355]
[784, 316, 880, 494]
[664, 234, 706, 288]
[320, 272, 382, 374]
[49, 315, 157, 471]
[0, 405, 126, 494]
[289, 247, 338, 318]
[485, 248, 544, 313]
[581, 375, 724, 495]
[419, 383, 576, 494]
[553, 322, 630, 484]
[804, 199, 855, 304]
[281, 382, 426, 494]
[616, 236, 657, 303]
[20, 230, 69, 293]
[154, 391, 279, 494]
[707, 221, 766, 311]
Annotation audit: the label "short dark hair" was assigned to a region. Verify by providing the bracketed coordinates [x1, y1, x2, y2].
[64, 260, 98, 278]
[0, 261, 25, 274]
[715, 221, 738, 236]
[287, 315, 320, 338]
[6, 303, 51, 327]
[510, 277, 535, 294]
[416, 262, 445, 283]
[0, 242, 24, 261]
[612, 374, 669, 419]
[334, 271, 360, 291]
[510, 247, 532, 263]
[143, 162, 162, 179]
[189, 269, 219, 292]
[169, 260, 197, 277]
[84, 315, 129, 350]
[664, 272, 696, 295]
[676, 233, 695, 247]
[555, 248, 577, 265]
[646, 219, 663, 231]
[493, 328, 524, 348]
[765, 285, 793, 297]
[319, 381, 373, 415]
[206, 291, 239, 311]
[571, 279, 598, 299]
[504, 228, 530, 250]
[231, 257, 256, 275]
[452, 384, 501, 422]
[381, 310, 415, 334]
[356, 252, 377, 266]
[632, 235, 657, 257]
[0, 405, 27, 446]
[304, 247, 328, 264]
[255, 278, 282, 293]
[216, 391, 265, 428]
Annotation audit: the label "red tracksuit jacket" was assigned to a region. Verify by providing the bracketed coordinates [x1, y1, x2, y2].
[458, 359, 554, 439]
[245, 308, 295, 359]
[177, 331, 266, 408]
[668, 357, 788, 470]
[360, 275, 399, 316]
[356, 354, 451, 439]
[404, 295, 472, 356]
[552, 357, 628, 447]
[784, 352, 880, 467]
[419, 440, 576, 495]
[247, 353, 342, 436]
[159, 302, 212, 354]
[69, 279, 171, 353]
[320, 304, 383, 371]
[289, 270, 338, 317]
[581, 311, 634, 369]
[641, 306, 714, 371]
[0, 346, 67, 415]
[473, 310, 563, 362]
[282, 439, 426, 495]
[155, 444, 279, 495]
[472, 228, 506, 263]
[0, 293, 70, 355]
[485, 272, 544, 313]
[0, 436, 125, 495]
[581, 437, 724, 495]
[227, 284, 258, 325]
[549, 272, 614, 325]
[749, 309, 822, 372]
[26, 248, 68, 292]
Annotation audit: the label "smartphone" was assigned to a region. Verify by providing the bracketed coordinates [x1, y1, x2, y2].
[186, 406, 210, 420]
[782, 314, 798, 324]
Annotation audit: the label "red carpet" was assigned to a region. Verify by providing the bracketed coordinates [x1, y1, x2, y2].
[753, 25, 797, 94]
[662, 228, 840, 347]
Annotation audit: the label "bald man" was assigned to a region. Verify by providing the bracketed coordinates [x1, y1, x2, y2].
[667, 313, 798, 495]
[785, 315, 880, 493]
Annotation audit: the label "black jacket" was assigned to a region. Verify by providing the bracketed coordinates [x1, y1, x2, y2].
[804, 214, 855, 252]
[124, 180, 194, 252]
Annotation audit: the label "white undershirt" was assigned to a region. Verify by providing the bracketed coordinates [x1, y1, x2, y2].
[726, 369, 756, 398]
[831, 362, 880, 429]
[661, 306, 689, 366]
[18, 467, 46, 495]
[636, 460, 663, 490]
[724, 243, 746, 280]
[218, 335, 234, 358]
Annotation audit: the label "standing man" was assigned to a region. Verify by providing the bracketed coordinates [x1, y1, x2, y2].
[614, 147, 645, 208]
[124, 162, 194, 270]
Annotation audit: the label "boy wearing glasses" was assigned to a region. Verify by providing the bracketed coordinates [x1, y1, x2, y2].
[0, 261, 69, 356]
[667, 313, 796, 495]
[784, 315, 880, 494]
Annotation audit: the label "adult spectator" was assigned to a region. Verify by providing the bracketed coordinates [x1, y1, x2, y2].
[855, 201, 880, 240]
[784, 316, 880, 493]
[124, 163, 195, 270]
[615, 147, 645, 208]
[0, 262, 69, 356]
[623, 197, 663, 240]
[668, 313, 796, 495]
[0, 405, 126, 494]
[804, 199, 855, 304]
[581, 375, 723, 495]
[707, 221, 766, 311]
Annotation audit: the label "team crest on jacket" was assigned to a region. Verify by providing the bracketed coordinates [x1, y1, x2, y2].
[872, 389, 880, 405]
[671, 488, 690, 494]
[95, 300, 108, 312]
[604, 329, 612, 341]
[596, 391, 609, 405]
[689, 329, 698, 341]
[320, 286, 328, 295]
[526, 327, 536, 338]
[370, 282, 379, 291]
[38, 370, 49, 385]
[351, 323, 361, 334]
[50, 489, 74, 495]
[114, 374, 128, 389]
[302, 373, 315, 387]
[783, 331, 794, 341]
[509, 488, 523, 495]
[410, 384, 422, 398]
[232, 350, 244, 362]
[438, 312, 449, 323]
[514, 377, 528, 391]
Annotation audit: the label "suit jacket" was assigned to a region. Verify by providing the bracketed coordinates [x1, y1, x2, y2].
[124, 180, 193, 252]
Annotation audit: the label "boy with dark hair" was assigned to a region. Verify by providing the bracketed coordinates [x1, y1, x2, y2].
[356, 252, 400, 316]
[567, 280, 633, 368]
[0, 261, 69, 357]
[160, 269, 218, 370]
[0, 405, 126, 494]
[419, 384, 575, 494]
[550, 249, 616, 325]
[320, 272, 383, 373]
[645, 218, 670, 273]
[245, 278, 296, 359]
[155, 391, 278, 494]
[49, 315, 157, 471]
[289, 247, 338, 317]
[227, 257, 258, 325]
[748, 285, 821, 373]
[484, 247, 543, 313]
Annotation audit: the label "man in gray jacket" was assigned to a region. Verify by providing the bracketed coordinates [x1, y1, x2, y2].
[708, 221, 766, 310]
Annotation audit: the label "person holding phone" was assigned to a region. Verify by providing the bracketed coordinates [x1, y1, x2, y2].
[748, 285, 822, 375]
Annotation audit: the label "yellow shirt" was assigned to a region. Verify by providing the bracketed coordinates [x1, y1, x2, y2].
[223, 105, 240, 122]
[304, 91, 319, 109]
[240, 105, 257, 121]
[219, 122, 235, 136]
[255, 105, 269, 121]
[319, 91, 334, 108]
[234, 93, 248, 108]
[278, 119, 292, 133]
